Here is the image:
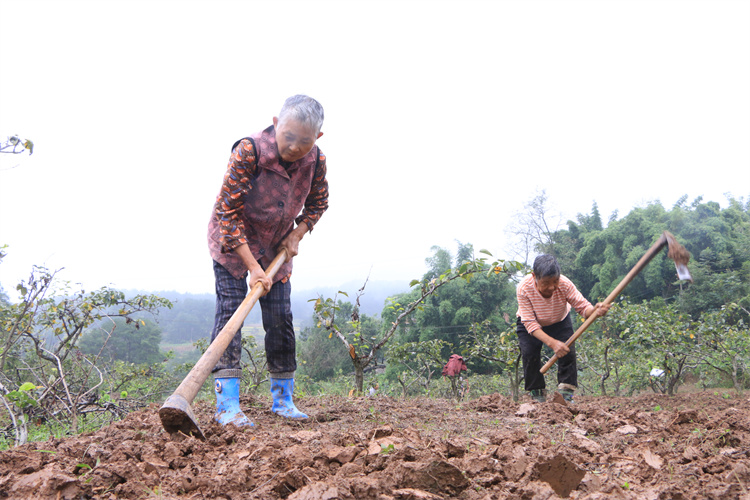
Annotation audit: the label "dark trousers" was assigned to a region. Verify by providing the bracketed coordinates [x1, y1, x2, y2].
[516, 314, 577, 391]
[211, 260, 297, 374]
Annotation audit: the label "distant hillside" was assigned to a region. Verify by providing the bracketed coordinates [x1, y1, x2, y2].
[123, 280, 411, 342]
[292, 279, 411, 327]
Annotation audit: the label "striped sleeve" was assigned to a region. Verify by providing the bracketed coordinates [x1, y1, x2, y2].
[516, 277, 543, 333]
[560, 277, 591, 316]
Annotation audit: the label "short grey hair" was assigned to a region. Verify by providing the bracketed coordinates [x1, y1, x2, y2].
[278, 95, 324, 134]
[532, 254, 560, 279]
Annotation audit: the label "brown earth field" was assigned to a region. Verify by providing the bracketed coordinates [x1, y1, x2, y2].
[1, 390, 749, 499]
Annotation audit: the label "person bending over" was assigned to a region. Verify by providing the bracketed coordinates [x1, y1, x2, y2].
[516, 255, 610, 403]
[207, 95, 329, 426]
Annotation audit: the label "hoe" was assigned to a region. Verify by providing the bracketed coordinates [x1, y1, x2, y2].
[541, 231, 692, 374]
[158, 249, 288, 439]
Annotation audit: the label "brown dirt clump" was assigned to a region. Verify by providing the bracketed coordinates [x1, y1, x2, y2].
[1, 391, 749, 499]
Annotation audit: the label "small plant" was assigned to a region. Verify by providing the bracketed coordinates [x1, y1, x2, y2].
[622, 481, 630, 490]
[142, 484, 164, 499]
[380, 443, 395, 454]
[75, 458, 99, 484]
[6, 382, 40, 409]
[366, 406, 385, 425]
[652, 405, 661, 412]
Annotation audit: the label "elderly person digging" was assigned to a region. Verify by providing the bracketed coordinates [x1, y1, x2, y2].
[516, 255, 610, 404]
[207, 95, 329, 426]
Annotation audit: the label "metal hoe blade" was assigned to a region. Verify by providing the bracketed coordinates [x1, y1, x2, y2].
[675, 262, 692, 282]
[159, 394, 204, 439]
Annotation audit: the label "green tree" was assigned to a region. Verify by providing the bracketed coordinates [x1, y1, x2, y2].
[424, 245, 453, 280]
[0, 263, 172, 443]
[577, 316, 646, 397]
[315, 249, 523, 393]
[298, 301, 366, 381]
[675, 197, 750, 316]
[614, 300, 702, 395]
[386, 339, 447, 397]
[395, 244, 517, 359]
[467, 320, 523, 400]
[548, 196, 750, 313]
[696, 303, 750, 393]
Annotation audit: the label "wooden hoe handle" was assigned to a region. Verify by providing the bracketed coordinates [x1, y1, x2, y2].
[170, 249, 288, 402]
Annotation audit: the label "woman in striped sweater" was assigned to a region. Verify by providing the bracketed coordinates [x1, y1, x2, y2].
[516, 255, 610, 403]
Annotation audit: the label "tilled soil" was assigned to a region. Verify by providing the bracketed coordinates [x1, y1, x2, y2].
[1, 391, 749, 499]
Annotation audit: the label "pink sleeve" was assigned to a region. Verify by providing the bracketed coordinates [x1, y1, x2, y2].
[563, 277, 592, 316]
[517, 285, 542, 333]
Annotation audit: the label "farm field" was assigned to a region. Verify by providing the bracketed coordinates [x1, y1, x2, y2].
[1, 391, 748, 499]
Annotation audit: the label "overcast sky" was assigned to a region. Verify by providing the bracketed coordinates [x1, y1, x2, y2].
[1, 0, 748, 298]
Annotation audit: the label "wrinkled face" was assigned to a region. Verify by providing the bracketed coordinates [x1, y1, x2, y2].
[533, 274, 560, 298]
[273, 117, 322, 163]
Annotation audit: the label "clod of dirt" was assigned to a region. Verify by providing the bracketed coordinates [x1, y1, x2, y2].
[551, 391, 568, 406]
[669, 409, 699, 427]
[516, 403, 536, 416]
[616, 424, 638, 435]
[533, 453, 586, 497]
[392, 460, 469, 496]
[444, 437, 468, 458]
[287, 481, 341, 500]
[393, 487, 445, 499]
[9, 464, 81, 499]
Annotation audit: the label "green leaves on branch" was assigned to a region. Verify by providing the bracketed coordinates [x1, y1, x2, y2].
[596, 299, 750, 395]
[0, 261, 174, 445]
[409, 250, 524, 293]
[5, 383, 39, 409]
[312, 250, 523, 394]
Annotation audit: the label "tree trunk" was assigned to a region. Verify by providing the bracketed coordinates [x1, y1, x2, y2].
[666, 357, 687, 395]
[599, 344, 610, 396]
[510, 353, 522, 402]
[397, 375, 407, 398]
[613, 365, 621, 397]
[354, 365, 364, 394]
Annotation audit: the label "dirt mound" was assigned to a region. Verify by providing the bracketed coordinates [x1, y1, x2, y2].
[1, 391, 749, 499]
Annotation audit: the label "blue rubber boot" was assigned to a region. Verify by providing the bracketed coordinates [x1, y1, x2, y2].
[270, 378, 308, 420]
[214, 377, 254, 427]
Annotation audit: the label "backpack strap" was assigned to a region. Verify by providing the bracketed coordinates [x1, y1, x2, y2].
[314, 145, 321, 176]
